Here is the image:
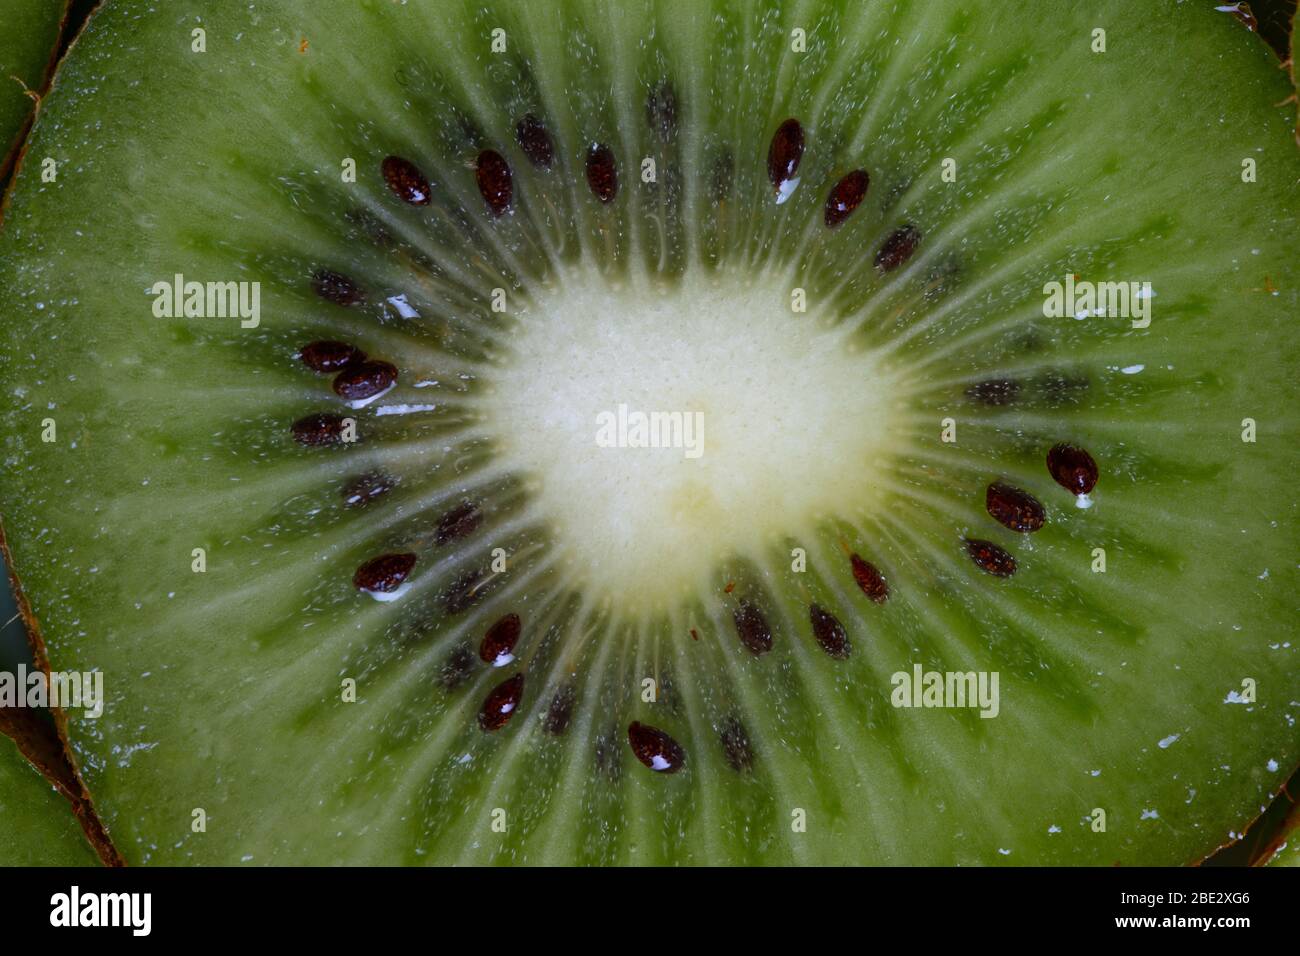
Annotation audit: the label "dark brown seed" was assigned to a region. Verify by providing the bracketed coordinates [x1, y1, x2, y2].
[985, 482, 1046, 533]
[627, 721, 685, 773]
[352, 552, 417, 593]
[824, 169, 869, 228]
[874, 224, 921, 273]
[312, 269, 365, 306]
[809, 604, 850, 659]
[291, 412, 348, 446]
[478, 673, 524, 732]
[965, 378, 1020, 406]
[515, 113, 554, 169]
[543, 684, 576, 735]
[585, 143, 618, 202]
[475, 149, 513, 216]
[1046, 443, 1099, 495]
[342, 471, 395, 507]
[964, 539, 1017, 578]
[767, 118, 804, 193]
[646, 81, 678, 143]
[300, 340, 364, 373]
[732, 601, 773, 655]
[380, 155, 432, 205]
[719, 717, 753, 772]
[441, 644, 476, 689]
[332, 360, 397, 401]
[849, 554, 889, 604]
[435, 500, 481, 545]
[479, 613, 521, 666]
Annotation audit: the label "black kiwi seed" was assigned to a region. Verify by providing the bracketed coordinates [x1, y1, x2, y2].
[543, 684, 575, 735]
[808, 603, 850, 659]
[435, 500, 481, 545]
[514, 113, 554, 169]
[1046, 443, 1099, 495]
[342, 471, 395, 507]
[291, 412, 349, 446]
[352, 552, 417, 592]
[332, 360, 397, 401]
[645, 81, 678, 143]
[719, 716, 753, 772]
[627, 721, 686, 773]
[824, 169, 869, 228]
[585, 143, 618, 202]
[767, 117, 804, 193]
[311, 269, 366, 307]
[985, 482, 1046, 533]
[849, 554, 889, 604]
[964, 539, 1017, 578]
[874, 223, 921, 273]
[732, 601, 773, 655]
[478, 673, 525, 732]
[965, 378, 1020, 406]
[380, 154, 432, 205]
[475, 149, 513, 216]
[479, 612, 521, 665]
[300, 340, 364, 373]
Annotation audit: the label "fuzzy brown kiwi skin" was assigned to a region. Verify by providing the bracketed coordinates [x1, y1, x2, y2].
[0, 520, 123, 866]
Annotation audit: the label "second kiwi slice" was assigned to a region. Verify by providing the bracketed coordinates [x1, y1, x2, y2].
[0, 0, 1296, 864]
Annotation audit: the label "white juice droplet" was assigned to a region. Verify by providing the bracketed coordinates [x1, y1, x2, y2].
[365, 581, 412, 603]
[347, 383, 397, 409]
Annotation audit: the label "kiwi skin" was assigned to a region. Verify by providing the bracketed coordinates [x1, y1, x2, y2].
[0, 0, 1296, 867]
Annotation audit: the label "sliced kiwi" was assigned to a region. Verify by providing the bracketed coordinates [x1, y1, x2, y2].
[0, 0, 1296, 865]
[0, 0, 69, 181]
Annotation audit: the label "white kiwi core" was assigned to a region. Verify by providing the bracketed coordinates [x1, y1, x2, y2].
[482, 270, 902, 612]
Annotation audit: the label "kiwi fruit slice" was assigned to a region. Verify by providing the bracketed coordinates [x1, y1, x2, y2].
[0, 0, 69, 181]
[0, 0, 1296, 865]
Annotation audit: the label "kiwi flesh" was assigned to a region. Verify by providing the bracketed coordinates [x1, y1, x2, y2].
[0, 0, 69, 182]
[0, 731, 97, 865]
[0, 0, 1296, 865]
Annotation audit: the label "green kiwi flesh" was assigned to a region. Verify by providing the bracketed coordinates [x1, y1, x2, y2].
[0, 0, 67, 180]
[0, 733, 97, 865]
[0, 0, 1296, 865]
